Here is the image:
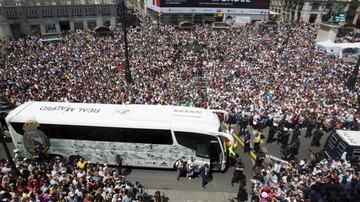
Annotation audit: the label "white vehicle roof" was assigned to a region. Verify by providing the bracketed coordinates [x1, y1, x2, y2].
[6, 102, 221, 134]
[336, 130, 360, 146]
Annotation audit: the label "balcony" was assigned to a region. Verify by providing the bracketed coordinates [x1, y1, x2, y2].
[0, 2, 117, 20]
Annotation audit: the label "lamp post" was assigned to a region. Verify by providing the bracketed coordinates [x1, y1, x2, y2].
[0, 98, 20, 179]
[119, 0, 133, 84]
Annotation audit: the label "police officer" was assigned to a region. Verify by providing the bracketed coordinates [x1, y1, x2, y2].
[238, 115, 248, 137]
[236, 175, 248, 202]
[291, 125, 301, 144]
[290, 137, 301, 156]
[243, 131, 251, 153]
[267, 124, 277, 144]
[311, 127, 324, 147]
[254, 151, 266, 169]
[253, 132, 261, 153]
[224, 139, 231, 168]
[279, 127, 290, 149]
[229, 143, 239, 166]
[231, 161, 244, 186]
[305, 117, 315, 138]
[225, 139, 238, 167]
[199, 163, 211, 188]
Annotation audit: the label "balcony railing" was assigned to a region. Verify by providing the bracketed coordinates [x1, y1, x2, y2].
[0, 4, 116, 19]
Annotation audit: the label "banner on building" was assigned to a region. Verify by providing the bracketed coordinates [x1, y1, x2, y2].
[159, 0, 270, 9]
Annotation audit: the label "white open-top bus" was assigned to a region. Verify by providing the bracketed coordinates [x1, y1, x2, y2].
[5, 102, 234, 171]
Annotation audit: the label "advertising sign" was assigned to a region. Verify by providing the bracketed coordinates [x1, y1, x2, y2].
[335, 14, 346, 23]
[145, 0, 269, 14]
[159, 0, 270, 9]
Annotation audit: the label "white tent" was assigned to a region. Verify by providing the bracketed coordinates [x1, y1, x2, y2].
[338, 42, 360, 58]
[315, 40, 341, 57]
[315, 40, 360, 58]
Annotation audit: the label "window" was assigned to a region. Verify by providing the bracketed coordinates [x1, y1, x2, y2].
[45, 24, 56, 33]
[10, 122, 173, 145]
[353, 149, 360, 157]
[337, 141, 346, 153]
[175, 132, 218, 158]
[103, 20, 111, 27]
[74, 21, 84, 30]
[87, 21, 97, 29]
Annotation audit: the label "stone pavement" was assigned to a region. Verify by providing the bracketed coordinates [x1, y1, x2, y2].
[146, 189, 237, 202]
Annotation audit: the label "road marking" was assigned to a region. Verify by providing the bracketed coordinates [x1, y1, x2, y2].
[224, 123, 257, 160]
[233, 133, 257, 160]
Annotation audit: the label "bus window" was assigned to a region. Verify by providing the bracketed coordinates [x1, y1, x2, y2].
[175, 131, 219, 158]
[196, 144, 209, 158]
[10, 122, 173, 145]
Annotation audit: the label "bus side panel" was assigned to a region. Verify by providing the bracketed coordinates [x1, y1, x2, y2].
[49, 140, 203, 169]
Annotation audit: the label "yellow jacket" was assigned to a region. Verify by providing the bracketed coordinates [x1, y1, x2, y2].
[254, 134, 261, 143]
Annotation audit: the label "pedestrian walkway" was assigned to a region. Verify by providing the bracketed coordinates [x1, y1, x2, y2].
[146, 189, 236, 202]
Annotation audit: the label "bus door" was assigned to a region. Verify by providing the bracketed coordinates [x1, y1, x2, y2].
[213, 132, 234, 170]
[209, 139, 223, 170]
[194, 143, 211, 170]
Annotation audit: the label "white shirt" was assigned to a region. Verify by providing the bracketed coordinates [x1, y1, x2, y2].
[188, 160, 195, 170]
[312, 167, 322, 175]
[341, 152, 347, 162]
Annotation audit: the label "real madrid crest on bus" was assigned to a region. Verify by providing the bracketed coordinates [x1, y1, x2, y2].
[22, 120, 49, 154]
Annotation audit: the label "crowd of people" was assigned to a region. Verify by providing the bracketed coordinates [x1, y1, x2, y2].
[0, 12, 360, 202]
[0, 153, 159, 202]
[0, 16, 359, 131]
[251, 150, 360, 202]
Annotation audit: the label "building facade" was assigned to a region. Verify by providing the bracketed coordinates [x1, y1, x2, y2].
[270, 0, 360, 26]
[0, 0, 119, 39]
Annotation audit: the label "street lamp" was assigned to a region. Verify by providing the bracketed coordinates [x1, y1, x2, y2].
[119, 0, 133, 84]
[0, 98, 20, 179]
